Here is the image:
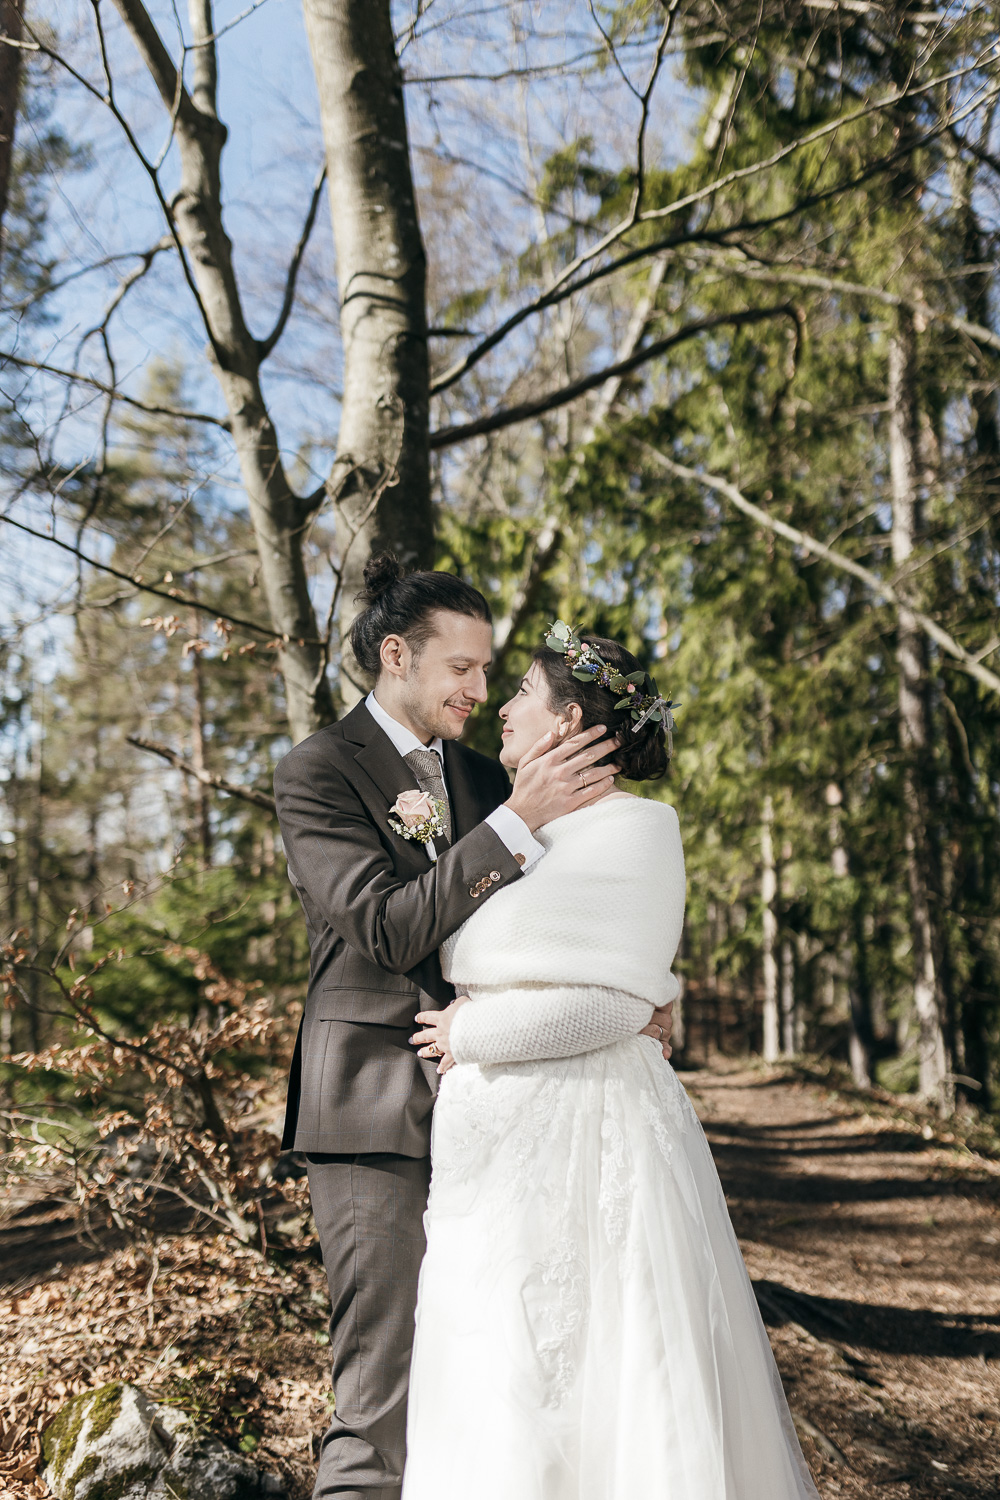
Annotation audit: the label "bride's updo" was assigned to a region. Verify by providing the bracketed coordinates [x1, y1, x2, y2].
[532, 635, 669, 782]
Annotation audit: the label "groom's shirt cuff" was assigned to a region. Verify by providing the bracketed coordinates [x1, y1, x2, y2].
[484, 805, 545, 870]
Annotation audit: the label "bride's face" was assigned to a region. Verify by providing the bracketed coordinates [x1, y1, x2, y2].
[498, 661, 579, 768]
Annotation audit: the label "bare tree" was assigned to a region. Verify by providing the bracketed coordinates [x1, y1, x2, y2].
[888, 308, 951, 1112]
[303, 0, 432, 704]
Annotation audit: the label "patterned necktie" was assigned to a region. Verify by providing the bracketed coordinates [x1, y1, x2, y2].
[403, 748, 453, 844]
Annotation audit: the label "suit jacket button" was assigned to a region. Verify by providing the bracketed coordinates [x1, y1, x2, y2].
[469, 886, 478, 897]
[490, 870, 501, 882]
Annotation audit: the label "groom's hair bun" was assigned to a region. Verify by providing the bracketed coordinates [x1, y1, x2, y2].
[359, 551, 404, 604]
[533, 635, 669, 783]
[350, 551, 492, 679]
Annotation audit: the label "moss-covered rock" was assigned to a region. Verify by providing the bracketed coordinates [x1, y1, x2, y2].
[40, 1383, 282, 1500]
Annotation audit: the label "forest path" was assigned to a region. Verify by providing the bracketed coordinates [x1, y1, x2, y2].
[681, 1062, 1000, 1499]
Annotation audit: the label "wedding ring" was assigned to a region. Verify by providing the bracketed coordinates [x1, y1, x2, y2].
[578, 770, 588, 788]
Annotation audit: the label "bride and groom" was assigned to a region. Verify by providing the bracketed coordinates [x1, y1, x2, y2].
[273, 555, 818, 1500]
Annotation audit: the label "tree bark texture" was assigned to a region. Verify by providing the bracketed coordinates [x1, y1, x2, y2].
[888, 307, 951, 1112]
[0, 0, 24, 280]
[303, 0, 431, 705]
[761, 793, 780, 1063]
[112, 0, 334, 745]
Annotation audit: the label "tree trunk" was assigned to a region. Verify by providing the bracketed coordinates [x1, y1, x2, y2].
[302, 0, 431, 706]
[112, 0, 334, 744]
[0, 0, 23, 280]
[827, 780, 874, 1086]
[888, 307, 951, 1113]
[188, 610, 213, 869]
[779, 936, 795, 1056]
[761, 793, 780, 1063]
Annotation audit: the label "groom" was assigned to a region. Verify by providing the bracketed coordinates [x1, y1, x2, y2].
[274, 558, 674, 1500]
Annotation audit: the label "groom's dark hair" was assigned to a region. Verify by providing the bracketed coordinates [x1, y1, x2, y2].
[350, 552, 492, 677]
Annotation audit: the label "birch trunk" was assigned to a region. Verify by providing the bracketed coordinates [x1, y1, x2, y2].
[888, 307, 951, 1112]
[303, 0, 431, 705]
[0, 0, 22, 278]
[112, 0, 334, 744]
[761, 792, 780, 1063]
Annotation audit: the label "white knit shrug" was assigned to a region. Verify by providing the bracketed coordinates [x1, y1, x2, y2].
[444, 796, 685, 1068]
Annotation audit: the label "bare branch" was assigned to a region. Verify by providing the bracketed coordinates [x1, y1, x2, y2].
[126, 735, 277, 811]
[430, 57, 1000, 396]
[1, 351, 231, 427]
[689, 255, 1000, 354]
[430, 304, 800, 450]
[257, 163, 327, 360]
[0, 514, 308, 642]
[645, 449, 1000, 699]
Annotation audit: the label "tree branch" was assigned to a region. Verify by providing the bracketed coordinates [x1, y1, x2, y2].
[491, 253, 672, 668]
[257, 163, 327, 359]
[644, 448, 1000, 698]
[0, 514, 308, 642]
[689, 255, 1000, 354]
[430, 59, 999, 397]
[126, 735, 276, 811]
[430, 305, 800, 450]
[1, 351, 231, 427]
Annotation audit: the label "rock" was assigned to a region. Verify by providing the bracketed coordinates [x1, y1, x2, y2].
[41, 1382, 285, 1500]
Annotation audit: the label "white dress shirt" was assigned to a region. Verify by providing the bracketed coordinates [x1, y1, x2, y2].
[365, 691, 543, 868]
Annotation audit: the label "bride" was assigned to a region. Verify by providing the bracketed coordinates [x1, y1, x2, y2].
[403, 623, 819, 1500]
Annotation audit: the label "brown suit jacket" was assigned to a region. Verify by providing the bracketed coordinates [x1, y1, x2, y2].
[273, 700, 519, 1156]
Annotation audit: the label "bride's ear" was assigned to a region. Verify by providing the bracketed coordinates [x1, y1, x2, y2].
[557, 702, 583, 736]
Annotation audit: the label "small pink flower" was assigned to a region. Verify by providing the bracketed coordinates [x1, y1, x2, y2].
[627, 683, 636, 693]
[390, 789, 436, 827]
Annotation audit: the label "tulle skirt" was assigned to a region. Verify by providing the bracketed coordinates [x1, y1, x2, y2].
[403, 1036, 819, 1500]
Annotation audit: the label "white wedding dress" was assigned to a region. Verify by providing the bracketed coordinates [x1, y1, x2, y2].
[402, 798, 819, 1500]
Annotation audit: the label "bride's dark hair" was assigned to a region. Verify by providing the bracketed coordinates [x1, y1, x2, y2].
[532, 636, 669, 783]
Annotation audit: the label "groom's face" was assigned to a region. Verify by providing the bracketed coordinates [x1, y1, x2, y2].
[389, 610, 493, 741]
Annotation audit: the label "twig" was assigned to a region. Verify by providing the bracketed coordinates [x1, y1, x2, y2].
[689, 255, 1000, 354]
[430, 305, 800, 449]
[257, 164, 328, 359]
[790, 1409, 853, 1468]
[0, 514, 307, 643]
[126, 735, 277, 812]
[0, 351, 230, 427]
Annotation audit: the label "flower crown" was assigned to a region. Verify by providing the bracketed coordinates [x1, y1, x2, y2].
[543, 620, 678, 752]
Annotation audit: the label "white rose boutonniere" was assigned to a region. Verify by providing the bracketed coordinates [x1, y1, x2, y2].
[388, 789, 447, 846]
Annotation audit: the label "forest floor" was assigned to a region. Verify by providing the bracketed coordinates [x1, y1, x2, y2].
[2, 1058, 999, 1498]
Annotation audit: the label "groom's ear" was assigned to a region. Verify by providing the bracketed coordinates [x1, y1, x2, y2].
[379, 633, 408, 677]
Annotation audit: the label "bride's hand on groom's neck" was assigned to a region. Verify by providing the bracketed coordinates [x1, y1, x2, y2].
[505, 724, 622, 833]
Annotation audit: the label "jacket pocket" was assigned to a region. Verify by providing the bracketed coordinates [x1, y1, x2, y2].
[307, 985, 431, 1029]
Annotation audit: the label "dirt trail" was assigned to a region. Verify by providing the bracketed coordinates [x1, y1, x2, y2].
[2, 1062, 999, 1498]
[681, 1062, 1000, 1498]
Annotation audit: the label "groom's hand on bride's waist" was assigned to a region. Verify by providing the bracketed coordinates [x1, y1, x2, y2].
[505, 724, 622, 833]
[641, 1001, 674, 1061]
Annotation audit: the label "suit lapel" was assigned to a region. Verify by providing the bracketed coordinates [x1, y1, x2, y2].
[343, 701, 493, 854]
[344, 703, 431, 864]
